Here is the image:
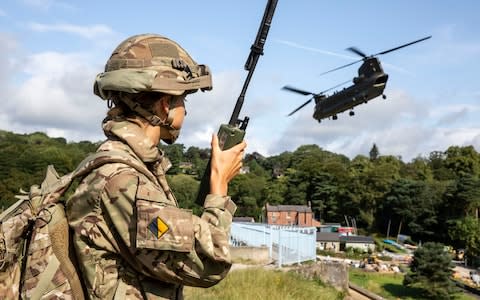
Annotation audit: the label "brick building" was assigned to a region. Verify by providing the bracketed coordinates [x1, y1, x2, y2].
[264, 203, 321, 227]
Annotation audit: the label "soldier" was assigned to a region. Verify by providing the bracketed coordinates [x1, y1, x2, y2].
[66, 34, 246, 299]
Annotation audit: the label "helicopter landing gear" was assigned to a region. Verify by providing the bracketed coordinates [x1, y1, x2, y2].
[349, 110, 355, 116]
[382, 94, 387, 100]
[332, 115, 338, 120]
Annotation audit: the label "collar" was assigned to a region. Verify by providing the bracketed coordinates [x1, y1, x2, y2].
[101, 119, 162, 163]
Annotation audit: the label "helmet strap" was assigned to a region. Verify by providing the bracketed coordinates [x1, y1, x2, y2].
[118, 93, 181, 131]
[119, 93, 167, 127]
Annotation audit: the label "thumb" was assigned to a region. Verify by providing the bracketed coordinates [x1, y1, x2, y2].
[211, 133, 219, 149]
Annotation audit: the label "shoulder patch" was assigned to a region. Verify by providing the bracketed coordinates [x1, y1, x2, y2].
[148, 216, 169, 239]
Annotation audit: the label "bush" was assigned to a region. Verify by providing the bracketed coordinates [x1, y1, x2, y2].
[403, 242, 458, 299]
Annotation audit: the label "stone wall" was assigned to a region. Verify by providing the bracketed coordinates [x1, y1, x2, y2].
[294, 261, 349, 291]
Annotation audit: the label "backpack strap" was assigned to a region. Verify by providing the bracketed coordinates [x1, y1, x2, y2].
[71, 150, 157, 183]
[38, 150, 157, 208]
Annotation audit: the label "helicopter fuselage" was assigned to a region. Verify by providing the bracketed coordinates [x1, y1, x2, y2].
[313, 58, 388, 121]
[283, 35, 431, 122]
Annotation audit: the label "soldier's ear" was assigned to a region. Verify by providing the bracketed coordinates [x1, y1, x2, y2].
[160, 96, 171, 114]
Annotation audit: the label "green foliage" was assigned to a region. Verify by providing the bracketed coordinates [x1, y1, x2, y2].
[381, 179, 440, 242]
[0, 130, 97, 209]
[1, 128, 480, 262]
[228, 174, 267, 219]
[449, 216, 480, 259]
[404, 242, 458, 299]
[444, 146, 480, 178]
[160, 143, 185, 174]
[167, 174, 201, 215]
[184, 268, 344, 300]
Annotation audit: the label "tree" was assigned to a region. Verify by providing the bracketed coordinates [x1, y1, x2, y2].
[167, 174, 201, 215]
[262, 177, 287, 206]
[449, 216, 480, 261]
[404, 242, 458, 299]
[444, 145, 480, 178]
[381, 179, 440, 241]
[160, 143, 185, 174]
[428, 150, 455, 181]
[228, 174, 267, 219]
[369, 143, 379, 161]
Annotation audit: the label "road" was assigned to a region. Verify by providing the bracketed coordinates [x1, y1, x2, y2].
[348, 288, 376, 300]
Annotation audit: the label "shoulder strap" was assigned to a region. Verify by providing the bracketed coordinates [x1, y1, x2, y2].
[71, 150, 157, 183]
[39, 150, 156, 208]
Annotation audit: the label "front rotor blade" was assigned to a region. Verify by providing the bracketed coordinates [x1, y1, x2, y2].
[287, 98, 313, 116]
[282, 85, 314, 96]
[319, 59, 363, 76]
[375, 36, 432, 56]
[347, 47, 367, 58]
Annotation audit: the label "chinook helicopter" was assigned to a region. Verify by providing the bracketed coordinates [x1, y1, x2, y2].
[283, 36, 431, 122]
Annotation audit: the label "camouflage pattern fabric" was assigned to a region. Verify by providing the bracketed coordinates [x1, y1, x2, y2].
[66, 119, 236, 300]
[0, 199, 32, 300]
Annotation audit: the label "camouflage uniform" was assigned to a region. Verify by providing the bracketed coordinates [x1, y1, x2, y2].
[66, 119, 237, 299]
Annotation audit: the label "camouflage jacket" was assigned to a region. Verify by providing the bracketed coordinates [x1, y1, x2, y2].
[66, 120, 237, 300]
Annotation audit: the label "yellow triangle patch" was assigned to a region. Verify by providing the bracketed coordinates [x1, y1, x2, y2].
[148, 216, 169, 239]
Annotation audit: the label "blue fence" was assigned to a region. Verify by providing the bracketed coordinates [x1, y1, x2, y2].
[230, 222, 317, 267]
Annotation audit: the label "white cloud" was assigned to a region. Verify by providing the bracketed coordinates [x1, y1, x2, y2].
[178, 71, 244, 147]
[1, 49, 107, 142]
[28, 22, 113, 39]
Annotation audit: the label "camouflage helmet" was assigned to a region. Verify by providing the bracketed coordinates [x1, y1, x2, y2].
[94, 34, 212, 99]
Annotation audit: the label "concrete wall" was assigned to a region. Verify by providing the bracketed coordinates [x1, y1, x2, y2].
[294, 261, 349, 291]
[230, 246, 271, 264]
[344, 242, 375, 253]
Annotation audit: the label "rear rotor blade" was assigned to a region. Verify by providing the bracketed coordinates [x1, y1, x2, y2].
[287, 98, 313, 116]
[319, 58, 363, 76]
[347, 47, 367, 58]
[282, 85, 314, 96]
[374, 36, 432, 56]
[320, 79, 352, 94]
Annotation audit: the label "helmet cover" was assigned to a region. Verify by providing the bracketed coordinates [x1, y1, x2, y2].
[94, 34, 212, 99]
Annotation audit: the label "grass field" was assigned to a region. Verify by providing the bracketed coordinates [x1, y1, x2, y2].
[184, 267, 345, 300]
[349, 268, 476, 300]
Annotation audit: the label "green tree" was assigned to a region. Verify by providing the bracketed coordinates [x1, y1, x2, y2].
[381, 179, 440, 241]
[283, 168, 308, 205]
[449, 216, 480, 261]
[401, 156, 433, 181]
[310, 171, 337, 222]
[160, 143, 185, 175]
[167, 174, 201, 215]
[428, 150, 455, 181]
[369, 143, 379, 161]
[404, 242, 458, 299]
[444, 145, 480, 178]
[184, 146, 209, 177]
[262, 177, 288, 206]
[228, 174, 266, 219]
[443, 175, 480, 221]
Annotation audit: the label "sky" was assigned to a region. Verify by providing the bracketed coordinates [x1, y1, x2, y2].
[1, 0, 479, 162]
